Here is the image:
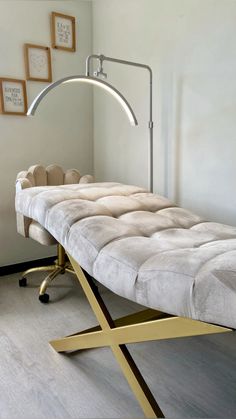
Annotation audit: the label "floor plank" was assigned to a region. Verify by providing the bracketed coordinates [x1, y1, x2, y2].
[0, 272, 236, 418]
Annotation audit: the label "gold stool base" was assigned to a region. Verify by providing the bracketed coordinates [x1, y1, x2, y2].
[19, 244, 76, 303]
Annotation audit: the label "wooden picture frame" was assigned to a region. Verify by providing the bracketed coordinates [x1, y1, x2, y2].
[0, 78, 28, 116]
[24, 44, 52, 82]
[51, 12, 76, 52]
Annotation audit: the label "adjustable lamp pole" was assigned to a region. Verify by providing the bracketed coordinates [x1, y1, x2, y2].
[86, 54, 154, 192]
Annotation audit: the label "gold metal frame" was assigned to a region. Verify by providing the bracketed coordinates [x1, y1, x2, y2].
[50, 254, 232, 418]
[20, 244, 75, 298]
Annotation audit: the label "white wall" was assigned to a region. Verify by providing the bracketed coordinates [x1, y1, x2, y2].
[92, 0, 236, 226]
[0, 0, 93, 266]
[2, 0, 236, 267]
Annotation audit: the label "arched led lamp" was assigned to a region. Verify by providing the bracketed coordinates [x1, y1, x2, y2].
[27, 75, 138, 127]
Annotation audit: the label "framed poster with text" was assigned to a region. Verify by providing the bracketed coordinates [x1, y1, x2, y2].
[0, 78, 28, 116]
[51, 12, 76, 52]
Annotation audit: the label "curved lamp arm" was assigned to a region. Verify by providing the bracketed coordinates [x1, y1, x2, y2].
[27, 75, 138, 127]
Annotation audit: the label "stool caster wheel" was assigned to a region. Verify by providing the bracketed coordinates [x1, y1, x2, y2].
[19, 277, 27, 287]
[39, 293, 49, 304]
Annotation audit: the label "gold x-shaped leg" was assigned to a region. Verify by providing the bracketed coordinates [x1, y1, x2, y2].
[50, 254, 231, 418]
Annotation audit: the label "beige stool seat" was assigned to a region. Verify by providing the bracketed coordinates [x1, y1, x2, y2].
[15, 164, 94, 302]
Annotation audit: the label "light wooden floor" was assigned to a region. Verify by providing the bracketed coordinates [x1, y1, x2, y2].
[0, 271, 236, 418]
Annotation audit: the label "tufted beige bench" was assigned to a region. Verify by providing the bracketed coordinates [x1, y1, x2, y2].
[15, 181, 236, 417]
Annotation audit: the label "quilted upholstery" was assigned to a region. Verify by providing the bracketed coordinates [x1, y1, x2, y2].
[15, 182, 236, 329]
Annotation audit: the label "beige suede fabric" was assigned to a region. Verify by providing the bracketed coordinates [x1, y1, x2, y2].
[15, 182, 236, 328]
[15, 164, 94, 244]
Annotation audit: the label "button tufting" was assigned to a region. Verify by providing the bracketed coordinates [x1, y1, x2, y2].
[16, 181, 236, 329]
